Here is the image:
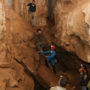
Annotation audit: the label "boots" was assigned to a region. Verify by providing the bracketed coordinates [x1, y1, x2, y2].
[45, 60, 49, 67]
[52, 66, 56, 74]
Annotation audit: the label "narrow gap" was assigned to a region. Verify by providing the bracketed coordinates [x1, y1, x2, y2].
[13, 58, 48, 90]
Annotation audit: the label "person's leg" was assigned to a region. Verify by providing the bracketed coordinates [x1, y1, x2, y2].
[31, 12, 34, 26]
[52, 65, 56, 74]
[82, 86, 87, 90]
[46, 58, 50, 67]
[51, 60, 56, 74]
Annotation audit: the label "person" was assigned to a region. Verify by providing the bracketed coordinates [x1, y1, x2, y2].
[27, 0, 36, 26]
[50, 75, 67, 90]
[79, 64, 87, 72]
[73, 64, 88, 90]
[87, 80, 90, 90]
[35, 29, 47, 52]
[42, 45, 56, 74]
[79, 64, 88, 80]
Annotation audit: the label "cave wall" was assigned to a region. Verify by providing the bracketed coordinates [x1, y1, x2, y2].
[0, 0, 5, 39]
[4, 0, 14, 8]
[0, 0, 6, 62]
[3, 0, 90, 63]
[0, 1, 35, 90]
[51, 0, 90, 63]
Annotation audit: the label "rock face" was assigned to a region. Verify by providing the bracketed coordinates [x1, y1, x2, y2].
[0, 1, 35, 90]
[52, 0, 90, 63]
[0, 1, 5, 40]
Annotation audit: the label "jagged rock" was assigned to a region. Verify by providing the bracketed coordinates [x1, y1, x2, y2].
[0, 80, 7, 90]
[52, 0, 90, 63]
[8, 79, 18, 88]
[0, 2, 35, 90]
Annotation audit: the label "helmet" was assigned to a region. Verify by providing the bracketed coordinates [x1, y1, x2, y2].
[51, 45, 55, 50]
[80, 64, 84, 67]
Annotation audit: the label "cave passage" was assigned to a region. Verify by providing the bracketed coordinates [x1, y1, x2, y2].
[0, 0, 90, 90]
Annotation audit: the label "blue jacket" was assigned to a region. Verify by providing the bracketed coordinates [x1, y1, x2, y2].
[43, 50, 56, 61]
[27, 3, 36, 12]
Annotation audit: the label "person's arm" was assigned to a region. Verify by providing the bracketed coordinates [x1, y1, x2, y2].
[43, 50, 50, 54]
[48, 51, 56, 59]
[27, 3, 31, 6]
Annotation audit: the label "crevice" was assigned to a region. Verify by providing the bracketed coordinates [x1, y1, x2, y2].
[13, 57, 48, 90]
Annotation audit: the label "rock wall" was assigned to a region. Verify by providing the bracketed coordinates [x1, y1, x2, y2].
[0, 1, 35, 90]
[0, 0, 5, 39]
[52, 0, 90, 63]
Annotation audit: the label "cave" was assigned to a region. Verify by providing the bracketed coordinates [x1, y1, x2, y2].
[0, 0, 89, 90]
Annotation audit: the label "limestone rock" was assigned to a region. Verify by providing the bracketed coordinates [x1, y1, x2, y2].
[52, 0, 90, 63]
